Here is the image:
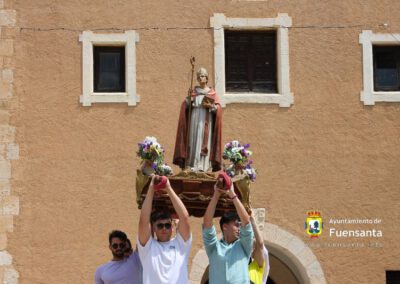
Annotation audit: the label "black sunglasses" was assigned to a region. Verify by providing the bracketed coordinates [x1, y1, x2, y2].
[111, 243, 126, 249]
[156, 222, 172, 230]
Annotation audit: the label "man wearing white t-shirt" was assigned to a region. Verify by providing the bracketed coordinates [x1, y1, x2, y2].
[138, 175, 192, 284]
[94, 230, 142, 284]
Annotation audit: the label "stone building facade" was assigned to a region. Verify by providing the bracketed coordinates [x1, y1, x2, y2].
[0, 0, 19, 283]
[1, 0, 400, 283]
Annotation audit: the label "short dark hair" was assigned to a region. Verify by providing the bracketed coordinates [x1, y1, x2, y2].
[108, 230, 127, 244]
[151, 211, 172, 224]
[219, 211, 239, 231]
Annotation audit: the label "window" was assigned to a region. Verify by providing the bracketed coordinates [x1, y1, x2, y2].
[210, 13, 293, 107]
[386, 271, 400, 284]
[93, 46, 125, 93]
[225, 31, 277, 93]
[79, 31, 140, 106]
[359, 30, 400, 105]
[373, 46, 400, 91]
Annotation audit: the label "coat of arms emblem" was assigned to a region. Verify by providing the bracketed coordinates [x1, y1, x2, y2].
[305, 210, 323, 238]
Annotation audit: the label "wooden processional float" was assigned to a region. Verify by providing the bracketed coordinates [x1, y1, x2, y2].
[136, 170, 252, 218]
[135, 57, 256, 217]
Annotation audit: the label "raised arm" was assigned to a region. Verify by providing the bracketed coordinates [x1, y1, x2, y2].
[227, 183, 250, 226]
[250, 214, 264, 267]
[165, 178, 191, 241]
[203, 185, 222, 229]
[138, 175, 155, 246]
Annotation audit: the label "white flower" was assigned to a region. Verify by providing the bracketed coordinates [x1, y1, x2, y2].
[232, 146, 243, 153]
[231, 140, 240, 147]
[161, 164, 171, 170]
[144, 136, 158, 144]
[159, 164, 173, 175]
[245, 167, 255, 175]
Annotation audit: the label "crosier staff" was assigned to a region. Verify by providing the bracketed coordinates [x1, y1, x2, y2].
[185, 56, 195, 169]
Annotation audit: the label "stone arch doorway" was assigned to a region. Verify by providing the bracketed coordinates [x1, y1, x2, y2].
[190, 222, 326, 284]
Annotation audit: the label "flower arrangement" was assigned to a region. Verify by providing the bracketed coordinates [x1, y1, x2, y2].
[223, 140, 256, 181]
[137, 136, 173, 176]
[155, 164, 173, 176]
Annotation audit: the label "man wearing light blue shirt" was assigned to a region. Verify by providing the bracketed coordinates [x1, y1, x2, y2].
[202, 181, 254, 284]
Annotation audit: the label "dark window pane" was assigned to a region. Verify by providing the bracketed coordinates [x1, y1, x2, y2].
[225, 30, 277, 93]
[373, 45, 400, 91]
[387, 271, 400, 284]
[94, 46, 125, 92]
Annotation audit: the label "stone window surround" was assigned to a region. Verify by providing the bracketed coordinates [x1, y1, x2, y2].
[79, 31, 140, 106]
[210, 13, 294, 108]
[359, 30, 400, 105]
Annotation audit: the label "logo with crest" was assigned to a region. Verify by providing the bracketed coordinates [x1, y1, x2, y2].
[305, 210, 323, 238]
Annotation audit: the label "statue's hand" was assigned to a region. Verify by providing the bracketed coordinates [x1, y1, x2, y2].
[202, 101, 213, 109]
[201, 95, 215, 109]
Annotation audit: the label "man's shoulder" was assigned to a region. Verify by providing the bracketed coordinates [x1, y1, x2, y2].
[144, 237, 167, 249]
[138, 235, 154, 249]
[230, 238, 249, 252]
[95, 261, 112, 273]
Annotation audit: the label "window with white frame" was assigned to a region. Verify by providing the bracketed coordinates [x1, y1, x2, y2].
[359, 30, 400, 105]
[210, 13, 293, 107]
[79, 31, 140, 106]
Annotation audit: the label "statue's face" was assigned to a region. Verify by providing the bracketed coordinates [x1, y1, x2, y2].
[198, 73, 208, 84]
